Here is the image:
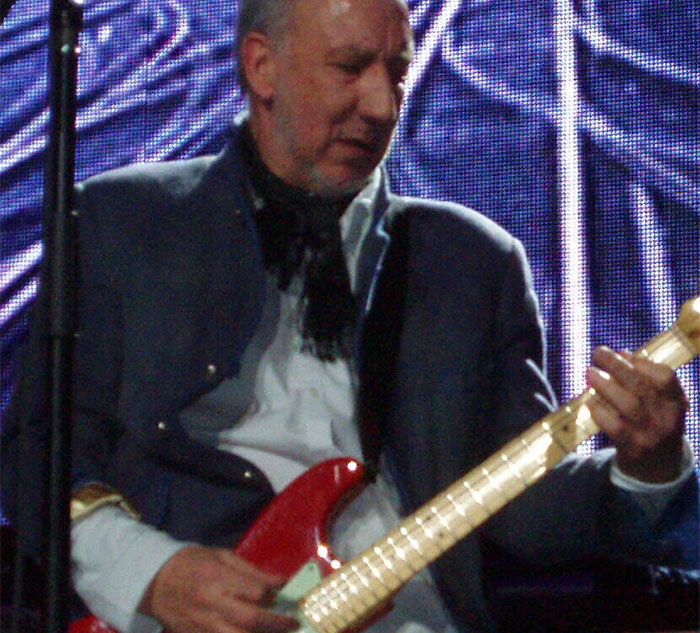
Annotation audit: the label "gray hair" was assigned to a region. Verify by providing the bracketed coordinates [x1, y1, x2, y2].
[236, 0, 296, 91]
[235, 0, 410, 91]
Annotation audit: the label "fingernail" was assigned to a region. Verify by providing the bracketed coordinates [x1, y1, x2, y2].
[589, 366, 610, 381]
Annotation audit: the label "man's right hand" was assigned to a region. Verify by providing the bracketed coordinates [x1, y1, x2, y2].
[139, 545, 299, 633]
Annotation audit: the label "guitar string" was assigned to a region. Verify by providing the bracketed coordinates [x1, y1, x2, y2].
[303, 331, 686, 630]
[317, 328, 700, 631]
[305, 397, 597, 621]
[302, 395, 597, 629]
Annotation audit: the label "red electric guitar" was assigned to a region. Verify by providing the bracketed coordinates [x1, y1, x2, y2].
[72, 295, 700, 633]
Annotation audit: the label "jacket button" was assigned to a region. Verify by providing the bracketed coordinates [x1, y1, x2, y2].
[157, 421, 168, 432]
[206, 364, 217, 378]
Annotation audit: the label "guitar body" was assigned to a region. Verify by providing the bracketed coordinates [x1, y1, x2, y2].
[69, 457, 368, 633]
[65, 295, 700, 633]
[235, 458, 366, 576]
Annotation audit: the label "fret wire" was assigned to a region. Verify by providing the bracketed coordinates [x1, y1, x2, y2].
[459, 460, 523, 518]
[388, 532, 423, 572]
[360, 553, 393, 595]
[326, 573, 364, 619]
[480, 464, 515, 505]
[409, 422, 578, 545]
[471, 428, 553, 494]
[422, 495, 465, 537]
[305, 589, 338, 628]
[358, 528, 423, 577]
[302, 603, 336, 633]
[541, 418, 571, 454]
[338, 569, 366, 602]
[341, 535, 417, 593]
[309, 561, 379, 629]
[401, 524, 428, 561]
[411, 514, 444, 559]
[429, 504, 458, 548]
[413, 510, 446, 552]
[307, 570, 355, 620]
[500, 453, 528, 489]
[339, 578, 366, 618]
[306, 557, 390, 633]
[412, 412, 593, 538]
[305, 316, 696, 633]
[365, 535, 419, 581]
[445, 491, 475, 527]
[343, 563, 381, 603]
[371, 544, 406, 585]
[306, 603, 342, 633]
[431, 503, 456, 534]
[485, 460, 524, 502]
[462, 477, 494, 512]
[653, 326, 694, 366]
[317, 585, 350, 630]
[424, 504, 458, 537]
[518, 436, 547, 470]
[348, 561, 383, 603]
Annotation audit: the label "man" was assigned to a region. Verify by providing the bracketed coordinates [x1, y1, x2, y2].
[2, 0, 695, 632]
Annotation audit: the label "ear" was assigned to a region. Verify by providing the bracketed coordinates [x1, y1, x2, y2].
[240, 31, 277, 100]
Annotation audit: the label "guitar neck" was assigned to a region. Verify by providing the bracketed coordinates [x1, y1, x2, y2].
[300, 297, 700, 633]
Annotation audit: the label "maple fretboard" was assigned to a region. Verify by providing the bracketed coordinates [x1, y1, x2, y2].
[300, 296, 700, 633]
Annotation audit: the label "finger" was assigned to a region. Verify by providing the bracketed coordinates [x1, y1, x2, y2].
[215, 551, 288, 604]
[586, 365, 642, 424]
[217, 550, 287, 584]
[253, 606, 299, 633]
[215, 600, 297, 633]
[614, 352, 688, 423]
[623, 352, 686, 398]
[591, 346, 647, 397]
[586, 387, 626, 439]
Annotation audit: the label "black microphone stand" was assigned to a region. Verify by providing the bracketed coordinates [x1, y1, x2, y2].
[0, 0, 18, 23]
[43, 1, 83, 631]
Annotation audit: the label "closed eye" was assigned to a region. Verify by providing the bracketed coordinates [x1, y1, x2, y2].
[335, 62, 364, 75]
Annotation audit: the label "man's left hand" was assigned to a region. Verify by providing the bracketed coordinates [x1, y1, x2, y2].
[587, 346, 688, 483]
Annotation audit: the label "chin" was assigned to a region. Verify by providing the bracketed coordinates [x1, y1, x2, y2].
[308, 164, 375, 198]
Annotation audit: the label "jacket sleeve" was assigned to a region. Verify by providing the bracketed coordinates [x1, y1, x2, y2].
[481, 239, 698, 569]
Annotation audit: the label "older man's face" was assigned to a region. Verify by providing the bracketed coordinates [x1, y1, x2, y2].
[260, 0, 413, 196]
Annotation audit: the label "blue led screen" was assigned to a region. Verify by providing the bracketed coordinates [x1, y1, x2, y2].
[1, 0, 699, 477]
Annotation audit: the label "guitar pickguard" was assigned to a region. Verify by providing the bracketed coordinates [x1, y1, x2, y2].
[69, 458, 367, 633]
[66, 292, 700, 633]
[275, 561, 324, 633]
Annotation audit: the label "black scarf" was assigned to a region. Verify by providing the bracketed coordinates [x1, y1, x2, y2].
[239, 127, 359, 361]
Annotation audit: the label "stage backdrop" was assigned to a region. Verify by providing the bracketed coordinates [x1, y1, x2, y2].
[1, 0, 699, 492]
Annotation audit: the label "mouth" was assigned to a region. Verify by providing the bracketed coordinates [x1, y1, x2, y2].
[336, 136, 384, 158]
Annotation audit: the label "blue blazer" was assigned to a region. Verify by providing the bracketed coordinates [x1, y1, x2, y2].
[4, 123, 696, 632]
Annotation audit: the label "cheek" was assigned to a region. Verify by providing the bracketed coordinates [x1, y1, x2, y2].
[279, 77, 354, 156]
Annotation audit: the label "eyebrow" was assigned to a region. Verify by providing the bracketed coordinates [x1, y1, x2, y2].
[327, 46, 413, 63]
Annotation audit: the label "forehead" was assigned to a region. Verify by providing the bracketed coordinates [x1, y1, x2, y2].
[286, 0, 413, 57]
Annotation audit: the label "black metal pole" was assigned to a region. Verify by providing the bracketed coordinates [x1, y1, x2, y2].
[1, 0, 20, 24]
[43, 1, 83, 632]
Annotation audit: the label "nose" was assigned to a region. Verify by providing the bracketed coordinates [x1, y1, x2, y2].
[357, 63, 401, 125]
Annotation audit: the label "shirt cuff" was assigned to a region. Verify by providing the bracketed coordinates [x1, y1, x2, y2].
[609, 437, 697, 524]
[71, 505, 191, 633]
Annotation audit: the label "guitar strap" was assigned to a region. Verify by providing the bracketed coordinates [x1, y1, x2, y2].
[357, 207, 411, 472]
